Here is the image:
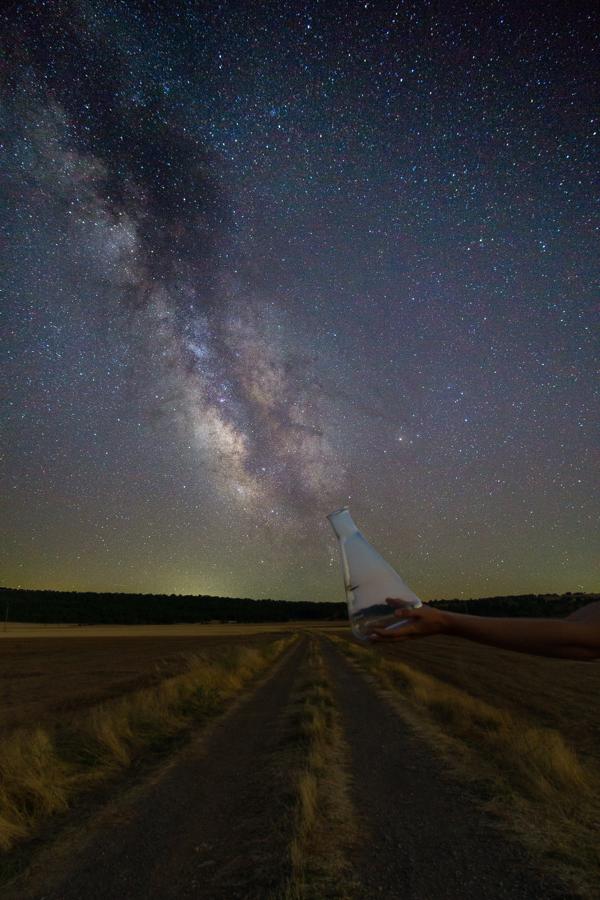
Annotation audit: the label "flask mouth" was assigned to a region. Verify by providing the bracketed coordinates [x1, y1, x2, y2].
[327, 506, 357, 539]
[326, 505, 350, 520]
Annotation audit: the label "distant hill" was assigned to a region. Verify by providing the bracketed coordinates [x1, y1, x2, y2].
[0, 588, 597, 625]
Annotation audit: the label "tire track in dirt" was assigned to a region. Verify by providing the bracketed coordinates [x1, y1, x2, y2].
[6, 634, 574, 900]
[13, 637, 307, 900]
[322, 638, 570, 900]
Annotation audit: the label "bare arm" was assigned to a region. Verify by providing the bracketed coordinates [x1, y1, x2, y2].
[373, 600, 600, 660]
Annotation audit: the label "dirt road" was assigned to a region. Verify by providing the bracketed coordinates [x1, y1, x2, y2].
[320, 640, 567, 900]
[6, 636, 569, 900]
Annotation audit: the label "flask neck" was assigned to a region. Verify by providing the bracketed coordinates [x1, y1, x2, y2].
[327, 507, 358, 539]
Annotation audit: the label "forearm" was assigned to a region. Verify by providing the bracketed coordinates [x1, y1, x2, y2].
[440, 612, 600, 660]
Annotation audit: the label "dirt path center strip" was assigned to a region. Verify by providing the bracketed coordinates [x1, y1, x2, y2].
[322, 638, 568, 900]
[13, 638, 306, 900]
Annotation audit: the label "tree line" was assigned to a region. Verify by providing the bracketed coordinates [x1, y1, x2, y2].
[430, 592, 596, 618]
[0, 587, 596, 625]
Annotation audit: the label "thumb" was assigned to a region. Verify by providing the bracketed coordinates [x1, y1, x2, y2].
[392, 605, 418, 618]
[386, 597, 413, 609]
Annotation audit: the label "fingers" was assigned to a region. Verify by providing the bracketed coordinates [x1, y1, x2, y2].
[386, 599, 419, 616]
[385, 597, 408, 610]
[371, 623, 418, 641]
[393, 607, 417, 619]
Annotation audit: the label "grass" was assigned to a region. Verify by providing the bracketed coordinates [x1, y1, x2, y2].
[279, 639, 357, 900]
[0, 628, 303, 735]
[332, 635, 600, 899]
[0, 636, 294, 856]
[373, 632, 600, 766]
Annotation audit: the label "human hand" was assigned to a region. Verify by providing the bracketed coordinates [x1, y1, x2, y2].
[371, 599, 449, 641]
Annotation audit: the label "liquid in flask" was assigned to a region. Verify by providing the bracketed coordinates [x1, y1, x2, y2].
[327, 506, 422, 641]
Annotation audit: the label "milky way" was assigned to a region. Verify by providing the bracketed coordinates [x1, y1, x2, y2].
[2, 2, 598, 601]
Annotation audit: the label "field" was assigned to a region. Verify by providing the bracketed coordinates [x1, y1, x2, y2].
[377, 634, 600, 766]
[0, 622, 334, 733]
[334, 632, 600, 900]
[0, 623, 598, 899]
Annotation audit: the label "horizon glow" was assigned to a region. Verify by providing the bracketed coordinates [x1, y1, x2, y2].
[2, 3, 598, 602]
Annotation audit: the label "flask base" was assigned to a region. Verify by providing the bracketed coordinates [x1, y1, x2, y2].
[351, 612, 412, 642]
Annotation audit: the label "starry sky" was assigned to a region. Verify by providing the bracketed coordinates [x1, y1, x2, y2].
[2, 1, 598, 603]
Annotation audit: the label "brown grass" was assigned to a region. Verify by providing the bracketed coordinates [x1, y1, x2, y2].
[0, 637, 294, 855]
[0, 627, 305, 734]
[333, 635, 600, 899]
[280, 640, 357, 900]
[376, 633, 600, 766]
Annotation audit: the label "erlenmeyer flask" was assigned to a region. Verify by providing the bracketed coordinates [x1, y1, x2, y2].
[327, 506, 422, 641]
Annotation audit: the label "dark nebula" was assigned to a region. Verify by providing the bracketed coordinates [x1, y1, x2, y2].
[2, 1, 598, 601]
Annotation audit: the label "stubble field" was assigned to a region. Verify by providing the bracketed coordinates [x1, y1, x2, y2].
[0, 622, 333, 733]
[1, 623, 598, 899]
[377, 633, 600, 766]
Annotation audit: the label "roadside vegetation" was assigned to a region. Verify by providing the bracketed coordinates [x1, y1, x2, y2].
[0, 636, 294, 857]
[331, 635, 600, 899]
[277, 638, 357, 900]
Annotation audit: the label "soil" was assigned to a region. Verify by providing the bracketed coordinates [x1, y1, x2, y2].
[321, 639, 571, 900]
[376, 634, 600, 764]
[0, 632, 289, 732]
[4, 635, 574, 900]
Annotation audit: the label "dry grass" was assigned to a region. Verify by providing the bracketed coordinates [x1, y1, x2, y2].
[0, 637, 294, 855]
[0, 628, 303, 734]
[333, 635, 600, 899]
[376, 633, 600, 766]
[281, 640, 357, 900]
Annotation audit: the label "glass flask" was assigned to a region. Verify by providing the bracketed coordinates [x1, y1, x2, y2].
[327, 506, 422, 641]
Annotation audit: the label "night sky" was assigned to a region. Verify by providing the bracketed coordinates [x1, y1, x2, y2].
[2, 1, 598, 603]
